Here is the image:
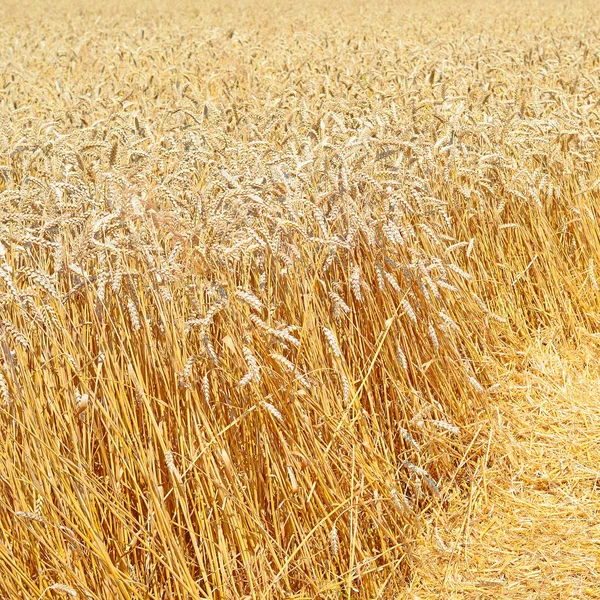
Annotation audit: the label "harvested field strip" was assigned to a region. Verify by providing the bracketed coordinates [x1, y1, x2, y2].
[409, 340, 600, 598]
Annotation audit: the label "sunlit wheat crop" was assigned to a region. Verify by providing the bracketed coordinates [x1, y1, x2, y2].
[1, 0, 599, 598]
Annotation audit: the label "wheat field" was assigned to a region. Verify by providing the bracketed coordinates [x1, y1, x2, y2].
[1, 0, 599, 598]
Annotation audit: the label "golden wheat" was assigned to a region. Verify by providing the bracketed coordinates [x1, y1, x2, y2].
[0, 0, 599, 598]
